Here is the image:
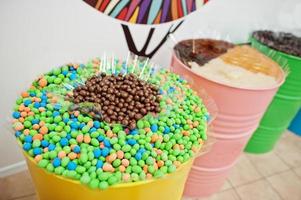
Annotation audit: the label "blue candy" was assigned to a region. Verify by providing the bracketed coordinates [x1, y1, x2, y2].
[93, 121, 101, 128]
[60, 138, 69, 147]
[41, 140, 49, 147]
[15, 131, 21, 137]
[103, 139, 111, 147]
[52, 111, 60, 117]
[52, 157, 61, 167]
[54, 103, 61, 110]
[163, 126, 170, 134]
[70, 122, 78, 129]
[71, 146, 80, 154]
[130, 129, 139, 135]
[135, 152, 142, 160]
[33, 147, 42, 155]
[29, 92, 36, 97]
[24, 135, 33, 143]
[67, 161, 77, 170]
[66, 134, 71, 140]
[62, 70, 68, 76]
[12, 111, 21, 119]
[63, 118, 69, 123]
[151, 124, 158, 132]
[101, 147, 110, 157]
[70, 73, 77, 80]
[127, 139, 137, 146]
[48, 143, 56, 151]
[97, 135, 104, 142]
[24, 99, 32, 106]
[23, 143, 32, 151]
[33, 102, 40, 108]
[93, 148, 102, 158]
[31, 119, 40, 125]
[96, 160, 104, 169]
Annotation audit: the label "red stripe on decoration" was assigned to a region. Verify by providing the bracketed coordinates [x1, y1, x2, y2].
[99, 0, 110, 11]
[117, 7, 128, 20]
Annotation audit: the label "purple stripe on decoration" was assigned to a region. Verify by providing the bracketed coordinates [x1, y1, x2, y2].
[125, 0, 141, 21]
[160, 0, 171, 23]
[191, 0, 196, 12]
[186, 0, 193, 13]
[137, 0, 152, 24]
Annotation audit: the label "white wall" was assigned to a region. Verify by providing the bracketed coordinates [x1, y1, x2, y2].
[0, 0, 300, 173]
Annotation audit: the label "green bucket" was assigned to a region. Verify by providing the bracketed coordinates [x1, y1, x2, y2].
[245, 36, 301, 154]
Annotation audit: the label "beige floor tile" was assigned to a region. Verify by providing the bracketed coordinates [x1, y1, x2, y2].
[235, 179, 281, 200]
[274, 133, 301, 168]
[293, 166, 301, 178]
[209, 189, 240, 200]
[246, 152, 289, 177]
[228, 155, 262, 187]
[267, 170, 301, 200]
[1, 170, 36, 200]
[13, 194, 37, 200]
[220, 179, 232, 191]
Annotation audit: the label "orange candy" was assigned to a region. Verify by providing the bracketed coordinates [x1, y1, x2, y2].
[20, 112, 27, 117]
[24, 107, 31, 112]
[83, 135, 91, 144]
[38, 78, 47, 88]
[68, 152, 77, 160]
[116, 150, 124, 159]
[21, 92, 29, 98]
[122, 173, 131, 182]
[18, 104, 25, 111]
[106, 153, 117, 163]
[103, 163, 114, 172]
[34, 155, 43, 163]
[143, 165, 148, 173]
[106, 130, 113, 138]
[58, 151, 66, 158]
[119, 165, 126, 172]
[151, 134, 158, 142]
[87, 121, 94, 128]
[121, 159, 129, 167]
[157, 160, 164, 168]
[146, 173, 153, 179]
[33, 134, 43, 141]
[14, 122, 24, 131]
[23, 129, 30, 135]
[39, 126, 48, 135]
[27, 112, 35, 116]
[32, 124, 40, 130]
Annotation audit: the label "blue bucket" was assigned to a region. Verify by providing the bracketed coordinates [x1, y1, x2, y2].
[289, 109, 301, 136]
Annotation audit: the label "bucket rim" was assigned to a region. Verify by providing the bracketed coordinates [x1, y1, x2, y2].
[23, 150, 192, 189]
[171, 50, 285, 92]
[250, 36, 301, 61]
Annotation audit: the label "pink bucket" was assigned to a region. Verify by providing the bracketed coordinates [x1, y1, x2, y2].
[183, 162, 235, 198]
[193, 127, 256, 168]
[171, 50, 285, 198]
[170, 53, 285, 136]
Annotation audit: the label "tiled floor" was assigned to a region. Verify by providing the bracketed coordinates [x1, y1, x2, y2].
[1, 131, 301, 200]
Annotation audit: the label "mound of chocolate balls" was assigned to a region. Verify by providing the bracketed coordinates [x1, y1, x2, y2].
[72, 73, 160, 129]
[253, 30, 301, 57]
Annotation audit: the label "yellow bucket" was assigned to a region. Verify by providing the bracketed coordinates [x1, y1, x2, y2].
[24, 153, 193, 200]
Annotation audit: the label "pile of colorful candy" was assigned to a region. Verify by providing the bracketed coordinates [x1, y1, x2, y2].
[12, 58, 208, 190]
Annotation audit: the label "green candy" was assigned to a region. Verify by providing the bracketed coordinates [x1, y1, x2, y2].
[91, 138, 99, 147]
[38, 159, 49, 168]
[89, 179, 99, 189]
[108, 175, 118, 185]
[99, 181, 109, 190]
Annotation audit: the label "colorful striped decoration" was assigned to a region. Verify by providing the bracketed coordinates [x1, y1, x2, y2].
[83, 0, 209, 24]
